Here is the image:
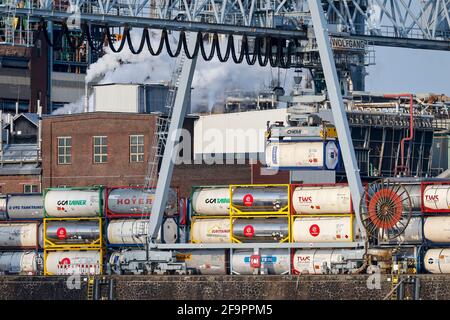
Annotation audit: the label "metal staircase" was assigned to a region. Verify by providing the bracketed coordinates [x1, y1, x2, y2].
[86, 276, 95, 300]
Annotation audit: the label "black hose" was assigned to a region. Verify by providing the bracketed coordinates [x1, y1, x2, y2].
[83, 23, 106, 52]
[216, 34, 232, 62]
[180, 31, 200, 59]
[126, 27, 147, 54]
[163, 29, 183, 57]
[105, 26, 127, 53]
[145, 29, 165, 56]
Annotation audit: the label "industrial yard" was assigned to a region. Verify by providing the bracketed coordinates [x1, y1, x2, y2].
[0, 0, 450, 305]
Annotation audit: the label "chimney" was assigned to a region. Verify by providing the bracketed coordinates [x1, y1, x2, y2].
[37, 100, 42, 161]
[84, 81, 89, 112]
[15, 101, 19, 115]
[0, 110, 3, 160]
[9, 113, 13, 135]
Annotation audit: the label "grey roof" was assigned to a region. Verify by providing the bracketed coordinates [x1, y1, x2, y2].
[0, 163, 41, 175]
[1, 143, 39, 162]
[2, 113, 39, 130]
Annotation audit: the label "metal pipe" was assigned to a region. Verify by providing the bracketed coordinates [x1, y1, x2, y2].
[384, 94, 414, 175]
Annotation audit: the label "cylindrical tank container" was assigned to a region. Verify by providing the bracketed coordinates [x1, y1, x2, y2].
[191, 187, 230, 215]
[176, 250, 228, 275]
[6, 194, 44, 219]
[292, 216, 353, 243]
[44, 189, 101, 217]
[231, 249, 290, 275]
[0, 222, 40, 248]
[233, 218, 289, 242]
[190, 219, 230, 243]
[424, 216, 450, 243]
[423, 184, 450, 212]
[292, 185, 351, 214]
[107, 218, 178, 245]
[402, 184, 422, 211]
[0, 197, 7, 220]
[378, 217, 423, 243]
[106, 187, 178, 217]
[45, 220, 101, 245]
[0, 251, 39, 274]
[231, 186, 288, 213]
[265, 141, 340, 170]
[45, 250, 102, 275]
[292, 249, 364, 274]
[424, 248, 450, 273]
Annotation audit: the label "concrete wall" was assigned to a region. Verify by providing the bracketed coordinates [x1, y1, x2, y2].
[1, 275, 450, 300]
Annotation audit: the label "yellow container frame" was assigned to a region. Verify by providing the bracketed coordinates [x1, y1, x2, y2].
[43, 217, 103, 249]
[229, 184, 291, 215]
[44, 248, 104, 276]
[290, 214, 355, 242]
[230, 214, 291, 243]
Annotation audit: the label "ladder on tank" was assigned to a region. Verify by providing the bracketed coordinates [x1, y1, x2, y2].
[86, 276, 95, 300]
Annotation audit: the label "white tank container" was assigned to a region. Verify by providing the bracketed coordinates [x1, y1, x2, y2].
[176, 250, 228, 275]
[107, 218, 178, 245]
[6, 194, 44, 219]
[191, 187, 230, 215]
[0, 197, 6, 220]
[45, 250, 102, 275]
[424, 248, 450, 273]
[423, 185, 450, 211]
[292, 185, 351, 214]
[44, 189, 101, 217]
[292, 249, 364, 274]
[0, 251, 39, 274]
[292, 216, 353, 242]
[265, 141, 339, 170]
[0, 222, 40, 247]
[424, 216, 450, 242]
[190, 219, 230, 243]
[231, 249, 290, 275]
[378, 217, 423, 243]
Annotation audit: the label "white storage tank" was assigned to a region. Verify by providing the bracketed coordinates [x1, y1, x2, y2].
[231, 249, 290, 275]
[0, 197, 7, 220]
[107, 218, 178, 245]
[190, 219, 230, 243]
[6, 194, 44, 219]
[424, 248, 450, 273]
[107, 187, 178, 216]
[265, 141, 339, 170]
[0, 222, 40, 247]
[292, 249, 364, 274]
[45, 250, 102, 275]
[292, 216, 353, 243]
[423, 185, 450, 212]
[44, 189, 101, 217]
[292, 185, 351, 214]
[424, 216, 450, 242]
[191, 187, 230, 215]
[0, 251, 39, 274]
[378, 217, 423, 243]
[176, 250, 228, 275]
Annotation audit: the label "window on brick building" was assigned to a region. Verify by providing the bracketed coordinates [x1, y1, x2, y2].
[24, 185, 39, 193]
[130, 135, 144, 162]
[57, 136, 72, 164]
[93, 136, 108, 163]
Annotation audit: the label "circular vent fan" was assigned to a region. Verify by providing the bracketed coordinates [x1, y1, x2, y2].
[359, 179, 412, 240]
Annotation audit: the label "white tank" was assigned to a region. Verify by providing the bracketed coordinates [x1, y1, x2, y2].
[423, 185, 450, 211]
[0, 251, 39, 274]
[378, 217, 423, 243]
[0, 198, 6, 220]
[292, 249, 364, 274]
[424, 216, 450, 242]
[292, 185, 351, 214]
[424, 248, 450, 273]
[45, 250, 102, 275]
[191, 187, 230, 215]
[6, 194, 44, 219]
[0, 222, 40, 247]
[107, 218, 178, 245]
[44, 189, 101, 217]
[292, 216, 353, 242]
[265, 141, 339, 170]
[176, 250, 228, 275]
[231, 249, 290, 275]
[190, 219, 230, 243]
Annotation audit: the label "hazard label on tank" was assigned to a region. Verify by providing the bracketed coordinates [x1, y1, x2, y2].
[56, 227, 67, 240]
[244, 225, 255, 237]
[309, 224, 320, 237]
[60, 258, 71, 265]
[243, 194, 254, 206]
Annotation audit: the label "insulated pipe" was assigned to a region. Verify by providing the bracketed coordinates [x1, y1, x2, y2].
[384, 94, 414, 175]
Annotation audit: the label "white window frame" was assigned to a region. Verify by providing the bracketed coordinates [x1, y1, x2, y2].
[93, 136, 108, 164]
[130, 134, 144, 162]
[57, 136, 72, 165]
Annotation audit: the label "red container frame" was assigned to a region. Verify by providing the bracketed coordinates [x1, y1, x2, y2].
[421, 181, 450, 213]
[290, 183, 354, 215]
[0, 220, 40, 251]
[105, 186, 180, 218]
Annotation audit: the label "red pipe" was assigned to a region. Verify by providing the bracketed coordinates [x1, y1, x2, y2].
[383, 93, 414, 175]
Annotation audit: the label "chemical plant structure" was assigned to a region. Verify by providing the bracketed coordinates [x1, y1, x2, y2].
[0, 0, 450, 301]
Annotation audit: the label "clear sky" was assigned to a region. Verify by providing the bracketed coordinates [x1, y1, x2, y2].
[366, 46, 450, 95]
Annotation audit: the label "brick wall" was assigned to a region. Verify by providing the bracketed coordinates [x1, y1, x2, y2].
[0, 175, 41, 194]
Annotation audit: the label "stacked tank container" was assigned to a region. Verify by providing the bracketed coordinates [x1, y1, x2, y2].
[0, 193, 44, 275]
[421, 181, 450, 274]
[43, 187, 104, 276]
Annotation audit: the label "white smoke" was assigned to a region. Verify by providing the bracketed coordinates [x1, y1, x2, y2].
[55, 29, 291, 114]
[366, 1, 382, 32]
